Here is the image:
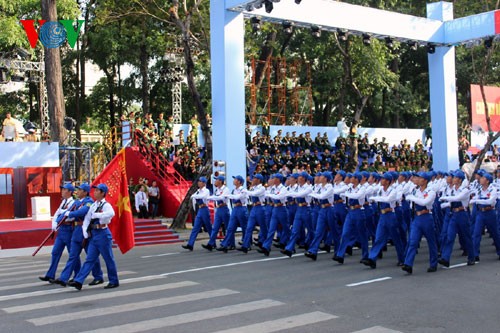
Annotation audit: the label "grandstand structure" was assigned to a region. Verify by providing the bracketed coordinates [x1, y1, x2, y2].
[245, 57, 313, 126]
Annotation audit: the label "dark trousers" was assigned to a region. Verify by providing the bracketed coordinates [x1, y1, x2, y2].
[138, 205, 148, 218]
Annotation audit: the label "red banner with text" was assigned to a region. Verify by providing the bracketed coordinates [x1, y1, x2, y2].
[470, 84, 500, 133]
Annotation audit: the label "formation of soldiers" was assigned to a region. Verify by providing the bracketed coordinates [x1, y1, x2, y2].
[38, 183, 119, 290]
[184, 168, 500, 274]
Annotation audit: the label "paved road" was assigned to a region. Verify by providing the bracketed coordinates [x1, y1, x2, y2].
[0, 236, 499, 333]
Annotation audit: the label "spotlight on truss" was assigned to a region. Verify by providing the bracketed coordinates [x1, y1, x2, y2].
[362, 34, 371, 46]
[427, 43, 436, 54]
[385, 37, 394, 50]
[337, 29, 348, 41]
[254, 0, 263, 9]
[311, 25, 321, 38]
[264, 0, 273, 13]
[484, 37, 494, 49]
[250, 17, 261, 32]
[408, 41, 418, 51]
[282, 21, 293, 35]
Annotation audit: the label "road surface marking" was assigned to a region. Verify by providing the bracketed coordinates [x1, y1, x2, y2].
[0, 271, 136, 291]
[2, 280, 198, 313]
[140, 252, 180, 258]
[79, 299, 284, 333]
[28, 288, 239, 326]
[346, 277, 392, 287]
[212, 311, 338, 333]
[350, 326, 403, 333]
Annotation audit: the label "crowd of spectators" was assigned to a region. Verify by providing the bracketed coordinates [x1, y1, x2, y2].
[245, 127, 438, 183]
[123, 112, 210, 181]
[122, 109, 499, 184]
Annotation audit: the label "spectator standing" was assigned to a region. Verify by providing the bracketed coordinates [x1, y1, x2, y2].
[2, 112, 18, 141]
[148, 180, 161, 218]
[135, 185, 149, 218]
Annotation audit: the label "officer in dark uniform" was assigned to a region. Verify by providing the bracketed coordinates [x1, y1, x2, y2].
[69, 184, 119, 290]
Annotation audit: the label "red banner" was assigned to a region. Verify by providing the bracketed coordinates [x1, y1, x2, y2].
[495, 10, 500, 34]
[92, 149, 135, 254]
[470, 84, 500, 132]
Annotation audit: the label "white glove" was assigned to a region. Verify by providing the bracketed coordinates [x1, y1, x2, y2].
[440, 202, 450, 209]
[91, 212, 99, 219]
[469, 199, 476, 204]
[64, 211, 70, 217]
[51, 222, 57, 231]
[405, 195, 414, 202]
[83, 229, 89, 239]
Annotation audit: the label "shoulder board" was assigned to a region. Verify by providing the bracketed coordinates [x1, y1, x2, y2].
[86, 203, 92, 207]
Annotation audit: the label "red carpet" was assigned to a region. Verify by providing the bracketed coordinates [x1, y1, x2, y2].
[0, 218, 182, 249]
[0, 219, 53, 249]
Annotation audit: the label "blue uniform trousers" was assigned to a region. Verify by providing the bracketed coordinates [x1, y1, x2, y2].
[262, 206, 289, 250]
[371, 202, 380, 229]
[59, 225, 103, 283]
[74, 228, 119, 285]
[438, 207, 451, 250]
[369, 212, 405, 263]
[45, 225, 74, 279]
[285, 206, 311, 252]
[221, 206, 248, 248]
[336, 209, 368, 259]
[330, 203, 347, 253]
[207, 206, 230, 247]
[242, 205, 266, 249]
[404, 213, 438, 268]
[364, 205, 375, 239]
[433, 199, 444, 240]
[470, 204, 477, 234]
[395, 206, 408, 249]
[305, 205, 320, 246]
[441, 210, 474, 262]
[188, 207, 212, 246]
[305, 206, 332, 255]
[262, 205, 273, 242]
[473, 210, 500, 257]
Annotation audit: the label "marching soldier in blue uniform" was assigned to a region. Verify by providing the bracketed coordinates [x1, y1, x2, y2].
[333, 172, 368, 264]
[304, 173, 322, 248]
[438, 173, 454, 252]
[331, 171, 349, 253]
[39, 184, 75, 283]
[238, 174, 267, 253]
[438, 170, 475, 267]
[182, 177, 212, 251]
[69, 184, 119, 290]
[217, 175, 248, 253]
[402, 172, 439, 274]
[281, 171, 312, 257]
[469, 172, 500, 261]
[202, 176, 230, 251]
[361, 172, 405, 269]
[54, 183, 103, 286]
[285, 174, 299, 240]
[258, 173, 289, 256]
[305, 172, 334, 260]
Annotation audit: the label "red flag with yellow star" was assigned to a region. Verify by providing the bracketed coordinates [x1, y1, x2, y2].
[91, 148, 135, 254]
